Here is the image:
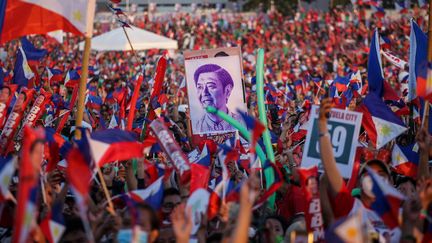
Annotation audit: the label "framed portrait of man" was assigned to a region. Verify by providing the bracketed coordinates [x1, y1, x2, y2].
[184, 47, 247, 141]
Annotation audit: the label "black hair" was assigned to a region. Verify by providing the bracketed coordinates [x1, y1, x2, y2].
[2, 86, 11, 95]
[19, 91, 27, 102]
[395, 176, 416, 189]
[214, 51, 229, 57]
[193, 64, 234, 90]
[265, 215, 288, 233]
[30, 139, 45, 152]
[163, 188, 180, 198]
[207, 233, 223, 243]
[61, 216, 85, 239]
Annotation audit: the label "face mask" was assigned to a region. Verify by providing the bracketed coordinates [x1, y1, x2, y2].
[117, 229, 133, 243]
[361, 175, 375, 199]
[117, 228, 148, 243]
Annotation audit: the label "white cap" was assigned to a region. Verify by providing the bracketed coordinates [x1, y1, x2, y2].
[70, 120, 93, 133]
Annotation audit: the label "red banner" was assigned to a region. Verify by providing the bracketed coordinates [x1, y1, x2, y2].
[12, 126, 44, 243]
[298, 166, 325, 242]
[147, 56, 167, 121]
[149, 119, 191, 184]
[56, 85, 78, 133]
[127, 74, 143, 131]
[0, 88, 35, 155]
[0, 85, 18, 130]
[16, 89, 52, 141]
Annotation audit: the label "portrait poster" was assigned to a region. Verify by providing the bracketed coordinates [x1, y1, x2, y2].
[184, 47, 247, 146]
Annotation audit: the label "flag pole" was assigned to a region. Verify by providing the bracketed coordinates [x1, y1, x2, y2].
[75, 37, 116, 216]
[75, 37, 91, 140]
[121, 26, 142, 73]
[97, 168, 116, 215]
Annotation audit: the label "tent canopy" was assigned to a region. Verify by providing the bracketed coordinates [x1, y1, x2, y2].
[79, 25, 178, 51]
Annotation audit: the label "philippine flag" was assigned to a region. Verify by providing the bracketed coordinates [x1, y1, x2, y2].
[40, 202, 65, 243]
[177, 77, 187, 96]
[408, 19, 432, 101]
[87, 129, 156, 167]
[333, 75, 350, 92]
[368, 29, 385, 96]
[418, 0, 427, 8]
[334, 211, 364, 243]
[349, 71, 362, 94]
[394, 0, 409, 14]
[128, 177, 164, 209]
[189, 145, 212, 194]
[14, 186, 39, 243]
[64, 70, 80, 87]
[238, 110, 265, 154]
[359, 92, 407, 149]
[46, 68, 63, 84]
[371, 6, 386, 18]
[13, 126, 43, 243]
[0, 0, 96, 43]
[367, 167, 405, 229]
[379, 35, 391, 50]
[12, 47, 36, 87]
[391, 143, 419, 178]
[66, 147, 92, 212]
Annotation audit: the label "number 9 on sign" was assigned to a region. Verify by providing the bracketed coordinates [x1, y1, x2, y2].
[312, 121, 353, 163]
[316, 125, 347, 157]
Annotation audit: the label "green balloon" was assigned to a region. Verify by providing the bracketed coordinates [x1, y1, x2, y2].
[205, 106, 267, 163]
[255, 48, 276, 209]
[256, 49, 276, 163]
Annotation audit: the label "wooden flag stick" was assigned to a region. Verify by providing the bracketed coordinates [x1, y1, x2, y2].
[97, 167, 116, 215]
[74, 37, 115, 215]
[121, 26, 142, 73]
[75, 37, 91, 140]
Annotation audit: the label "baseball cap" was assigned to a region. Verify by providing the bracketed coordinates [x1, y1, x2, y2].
[358, 159, 391, 177]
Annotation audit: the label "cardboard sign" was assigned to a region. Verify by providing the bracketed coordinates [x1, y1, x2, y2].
[183, 47, 247, 146]
[301, 106, 363, 178]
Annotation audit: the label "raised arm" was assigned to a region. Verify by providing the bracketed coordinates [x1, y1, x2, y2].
[230, 174, 259, 243]
[318, 98, 344, 193]
[416, 126, 431, 180]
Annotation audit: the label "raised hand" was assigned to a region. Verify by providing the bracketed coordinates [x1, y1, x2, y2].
[418, 178, 432, 210]
[171, 203, 193, 243]
[416, 126, 431, 152]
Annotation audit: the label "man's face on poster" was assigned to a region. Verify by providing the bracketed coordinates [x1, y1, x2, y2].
[13, 93, 26, 111]
[306, 177, 318, 196]
[196, 71, 232, 110]
[0, 87, 10, 103]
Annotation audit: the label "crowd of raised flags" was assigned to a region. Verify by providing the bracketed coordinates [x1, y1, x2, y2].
[0, 0, 432, 242]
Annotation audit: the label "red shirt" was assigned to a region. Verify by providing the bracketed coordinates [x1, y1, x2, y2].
[277, 185, 306, 220]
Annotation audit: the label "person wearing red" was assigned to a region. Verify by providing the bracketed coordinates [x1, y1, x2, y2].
[318, 98, 400, 242]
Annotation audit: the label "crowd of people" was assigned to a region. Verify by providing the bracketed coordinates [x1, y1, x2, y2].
[0, 3, 432, 243]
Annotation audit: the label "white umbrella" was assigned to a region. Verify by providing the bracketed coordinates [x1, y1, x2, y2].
[79, 25, 178, 51]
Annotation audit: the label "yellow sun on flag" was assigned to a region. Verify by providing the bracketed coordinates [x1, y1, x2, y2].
[380, 124, 392, 137]
[396, 153, 402, 163]
[53, 227, 59, 237]
[2, 175, 10, 185]
[73, 10, 83, 22]
[24, 211, 33, 226]
[346, 227, 358, 238]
